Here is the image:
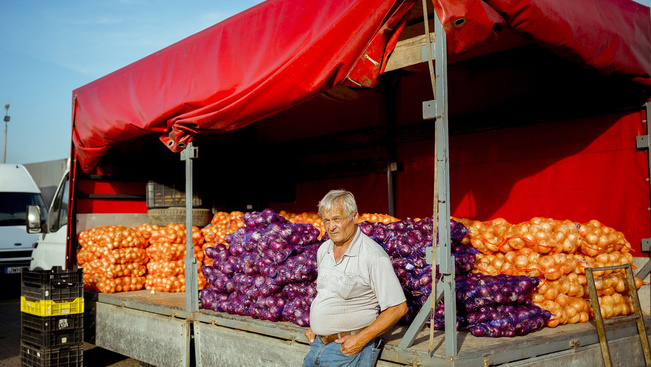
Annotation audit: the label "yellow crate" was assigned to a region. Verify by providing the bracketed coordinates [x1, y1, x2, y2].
[20, 297, 84, 317]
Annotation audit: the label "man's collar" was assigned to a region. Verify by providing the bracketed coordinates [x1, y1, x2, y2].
[325, 227, 362, 258]
[342, 227, 362, 257]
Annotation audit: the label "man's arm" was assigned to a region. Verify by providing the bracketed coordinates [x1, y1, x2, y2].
[337, 301, 408, 356]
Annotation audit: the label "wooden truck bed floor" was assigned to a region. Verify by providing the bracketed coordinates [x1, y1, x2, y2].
[85, 289, 651, 366]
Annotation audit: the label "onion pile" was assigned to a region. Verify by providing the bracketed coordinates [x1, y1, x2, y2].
[359, 217, 475, 323]
[82, 259, 147, 279]
[358, 213, 400, 224]
[77, 226, 148, 293]
[456, 274, 540, 311]
[144, 224, 207, 292]
[278, 211, 326, 240]
[457, 217, 641, 327]
[461, 302, 551, 337]
[361, 217, 554, 338]
[199, 208, 321, 326]
[201, 211, 245, 247]
[444, 273, 551, 337]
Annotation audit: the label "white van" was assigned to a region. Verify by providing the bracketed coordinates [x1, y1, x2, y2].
[0, 164, 47, 274]
[27, 164, 69, 270]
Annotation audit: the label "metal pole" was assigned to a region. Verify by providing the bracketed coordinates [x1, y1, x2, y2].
[3, 104, 9, 163]
[387, 165, 396, 216]
[433, 9, 455, 357]
[182, 141, 199, 313]
[646, 102, 651, 318]
[635, 102, 651, 309]
[397, 4, 455, 356]
[2, 122, 6, 163]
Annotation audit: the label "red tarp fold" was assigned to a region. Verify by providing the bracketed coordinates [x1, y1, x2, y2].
[434, 0, 651, 84]
[72, 0, 651, 172]
[73, 0, 415, 172]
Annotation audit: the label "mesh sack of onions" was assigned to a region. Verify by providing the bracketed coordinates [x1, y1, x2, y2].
[455, 273, 540, 313]
[248, 293, 287, 322]
[144, 224, 206, 292]
[282, 296, 312, 327]
[461, 301, 552, 337]
[83, 275, 147, 294]
[201, 211, 245, 245]
[78, 225, 149, 251]
[279, 211, 326, 240]
[430, 273, 549, 337]
[457, 216, 641, 327]
[280, 281, 317, 326]
[359, 217, 475, 323]
[77, 225, 149, 293]
[199, 208, 322, 327]
[83, 259, 147, 279]
[136, 223, 159, 242]
[145, 271, 207, 293]
[147, 224, 204, 261]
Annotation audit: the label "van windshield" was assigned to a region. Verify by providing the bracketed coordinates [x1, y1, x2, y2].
[0, 193, 47, 226]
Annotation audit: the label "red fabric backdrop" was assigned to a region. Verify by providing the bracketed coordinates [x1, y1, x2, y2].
[394, 110, 650, 253]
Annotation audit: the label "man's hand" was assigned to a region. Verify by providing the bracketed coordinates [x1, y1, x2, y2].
[305, 328, 316, 343]
[335, 302, 407, 356]
[336, 334, 367, 356]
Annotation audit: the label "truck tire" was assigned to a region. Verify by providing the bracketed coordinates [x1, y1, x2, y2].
[147, 208, 212, 227]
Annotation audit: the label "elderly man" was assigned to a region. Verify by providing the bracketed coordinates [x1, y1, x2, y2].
[303, 190, 407, 367]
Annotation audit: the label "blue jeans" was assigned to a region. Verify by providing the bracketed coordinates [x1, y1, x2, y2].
[302, 337, 380, 367]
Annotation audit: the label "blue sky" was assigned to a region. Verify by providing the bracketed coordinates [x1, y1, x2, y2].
[1, 0, 650, 165]
[0, 0, 265, 164]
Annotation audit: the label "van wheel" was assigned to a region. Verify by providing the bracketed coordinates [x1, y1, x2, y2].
[147, 208, 212, 227]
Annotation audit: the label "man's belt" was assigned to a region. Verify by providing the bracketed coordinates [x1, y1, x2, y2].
[319, 330, 360, 345]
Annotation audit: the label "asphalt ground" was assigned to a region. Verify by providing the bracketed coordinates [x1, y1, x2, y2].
[0, 273, 140, 367]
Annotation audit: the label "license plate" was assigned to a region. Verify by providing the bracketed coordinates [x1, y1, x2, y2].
[4, 266, 25, 274]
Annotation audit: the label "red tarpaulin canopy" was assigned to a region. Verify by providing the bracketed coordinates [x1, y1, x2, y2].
[72, 0, 651, 172]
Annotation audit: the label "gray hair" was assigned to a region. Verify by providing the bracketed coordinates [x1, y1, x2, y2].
[318, 189, 358, 220]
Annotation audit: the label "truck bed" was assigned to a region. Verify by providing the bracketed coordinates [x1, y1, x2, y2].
[84, 289, 651, 367]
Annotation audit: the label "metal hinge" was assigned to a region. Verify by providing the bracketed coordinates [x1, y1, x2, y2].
[180, 144, 198, 161]
[636, 135, 649, 150]
[642, 238, 651, 252]
[423, 100, 438, 120]
[421, 41, 436, 62]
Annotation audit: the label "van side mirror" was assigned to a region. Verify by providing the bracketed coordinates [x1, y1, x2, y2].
[26, 205, 42, 234]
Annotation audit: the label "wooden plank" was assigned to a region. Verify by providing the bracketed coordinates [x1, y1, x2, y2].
[385, 33, 433, 72]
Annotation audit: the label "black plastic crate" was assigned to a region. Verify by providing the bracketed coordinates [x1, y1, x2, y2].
[21, 313, 83, 333]
[21, 342, 83, 367]
[22, 326, 83, 348]
[147, 180, 202, 208]
[21, 268, 83, 301]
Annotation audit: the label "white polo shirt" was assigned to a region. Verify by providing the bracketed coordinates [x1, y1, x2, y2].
[309, 228, 406, 336]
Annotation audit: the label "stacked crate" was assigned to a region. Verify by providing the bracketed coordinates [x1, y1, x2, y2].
[20, 267, 84, 367]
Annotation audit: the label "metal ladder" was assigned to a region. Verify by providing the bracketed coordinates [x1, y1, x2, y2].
[586, 263, 651, 367]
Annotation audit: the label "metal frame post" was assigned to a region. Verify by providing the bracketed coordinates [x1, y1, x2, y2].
[433, 8, 455, 357]
[182, 142, 199, 313]
[635, 102, 651, 314]
[397, 6, 456, 357]
[3, 104, 10, 164]
[637, 102, 651, 257]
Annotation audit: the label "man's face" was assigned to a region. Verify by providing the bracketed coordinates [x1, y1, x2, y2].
[322, 204, 358, 247]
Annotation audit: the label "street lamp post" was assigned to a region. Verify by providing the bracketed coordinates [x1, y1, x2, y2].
[3, 104, 9, 164]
